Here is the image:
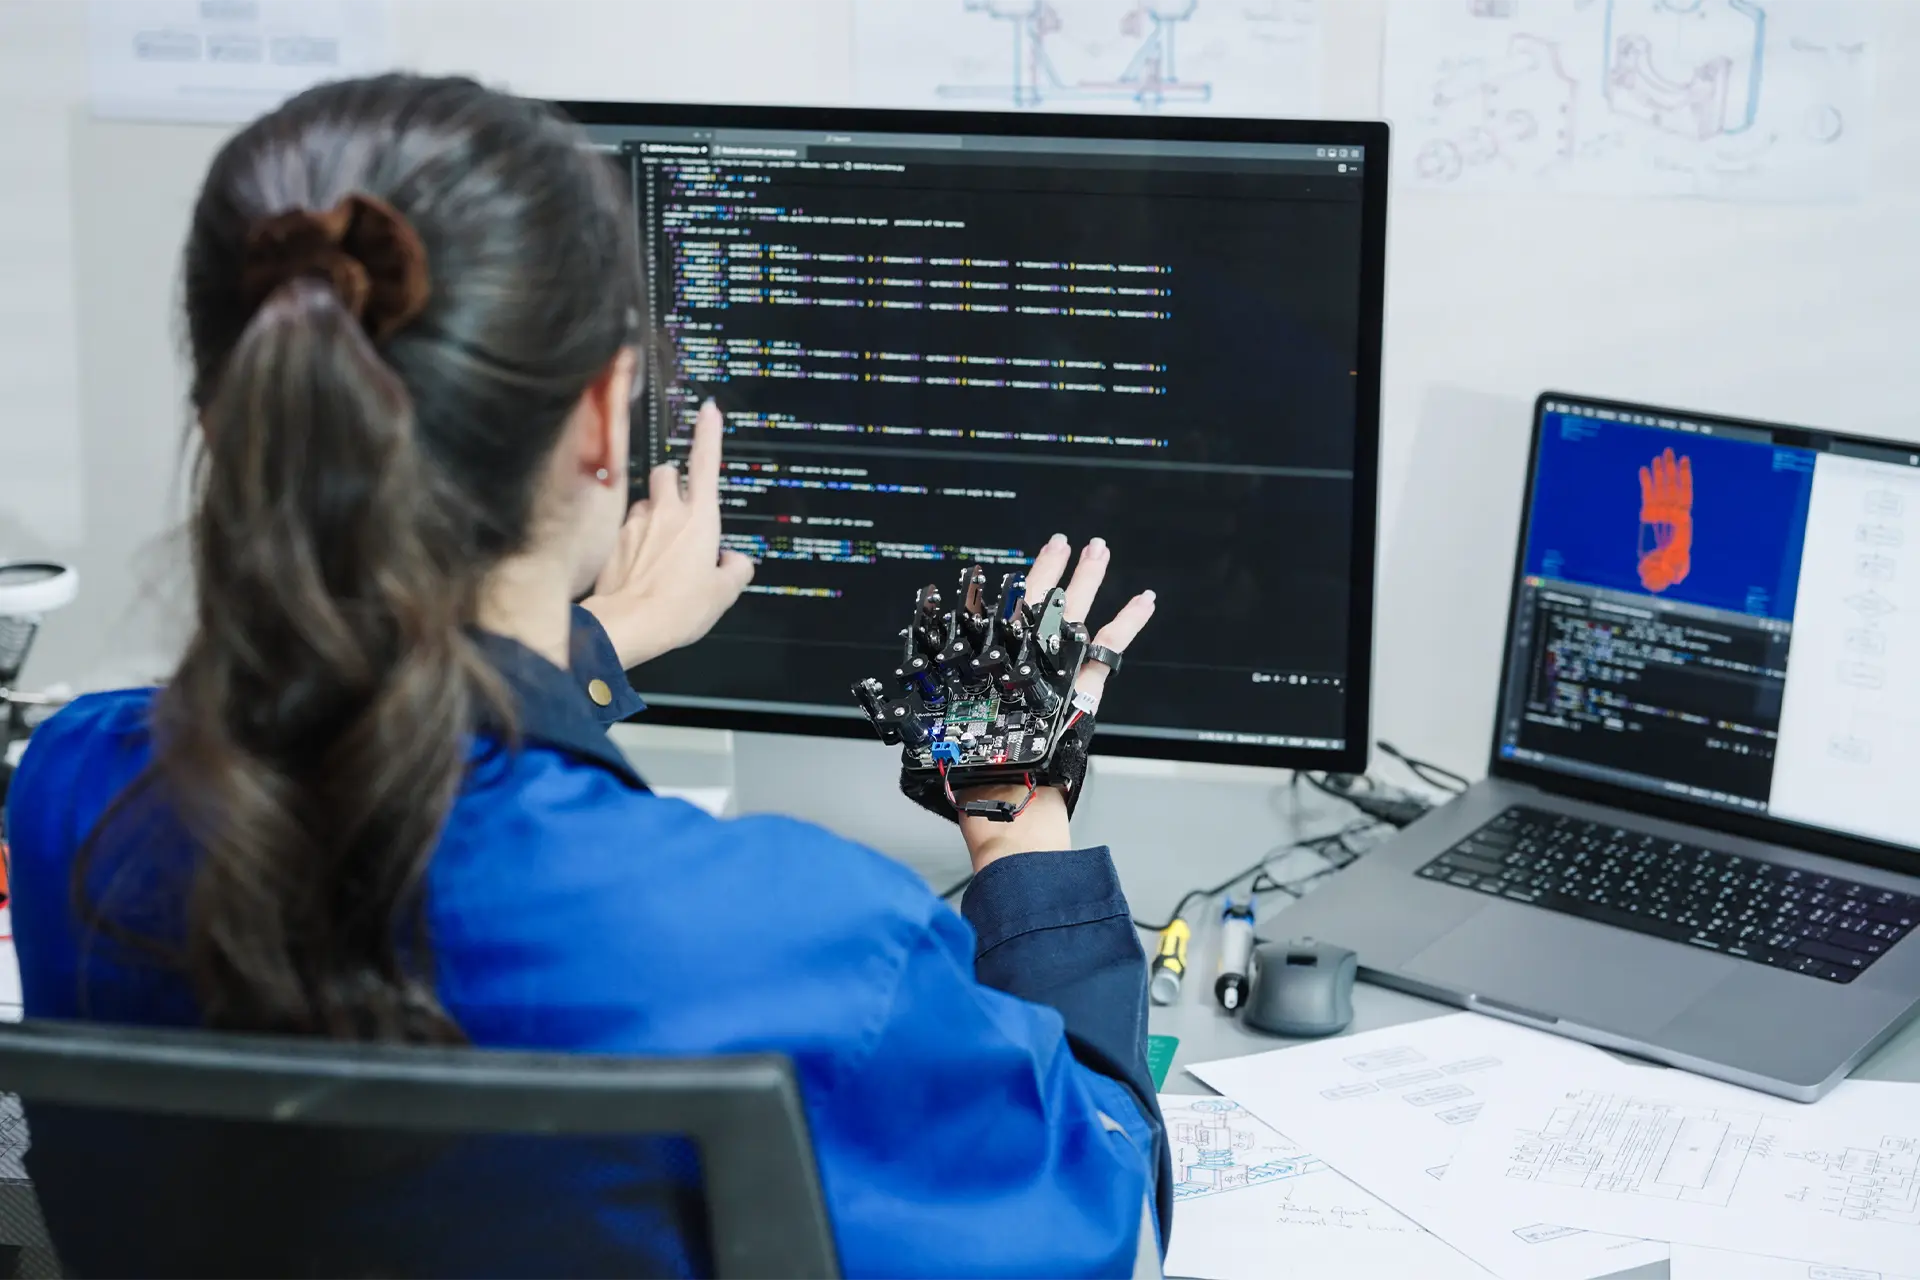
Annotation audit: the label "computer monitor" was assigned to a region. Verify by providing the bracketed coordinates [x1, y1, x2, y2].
[1496, 393, 1920, 862]
[562, 102, 1388, 772]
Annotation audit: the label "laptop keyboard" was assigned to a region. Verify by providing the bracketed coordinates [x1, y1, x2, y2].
[1417, 806, 1919, 984]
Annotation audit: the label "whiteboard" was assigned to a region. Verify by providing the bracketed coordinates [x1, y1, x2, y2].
[8, 0, 1920, 780]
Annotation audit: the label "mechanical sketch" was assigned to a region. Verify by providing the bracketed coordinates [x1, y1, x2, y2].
[930, 0, 1214, 110]
[852, 0, 1321, 118]
[1382, 0, 1874, 201]
[1163, 1096, 1322, 1201]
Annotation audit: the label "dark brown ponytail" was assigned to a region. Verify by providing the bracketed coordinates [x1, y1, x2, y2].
[77, 76, 644, 1040]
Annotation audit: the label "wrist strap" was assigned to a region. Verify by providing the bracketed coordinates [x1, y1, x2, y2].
[900, 713, 1098, 824]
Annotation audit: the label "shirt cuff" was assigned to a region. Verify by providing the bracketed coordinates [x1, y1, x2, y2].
[960, 846, 1129, 956]
[568, 604, 647, 725]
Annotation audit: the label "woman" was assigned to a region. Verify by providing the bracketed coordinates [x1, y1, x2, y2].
[4, 76, 1167, 1275]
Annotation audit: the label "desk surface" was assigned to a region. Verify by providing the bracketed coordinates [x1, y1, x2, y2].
[1071, 759, 1920, 1280]
[634, 731, 1920, 1280]
[695, 732, 1920, 1089]
[1142, 892, 1920, 1091]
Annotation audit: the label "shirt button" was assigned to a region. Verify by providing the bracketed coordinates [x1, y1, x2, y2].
[586, 678, 613, 707]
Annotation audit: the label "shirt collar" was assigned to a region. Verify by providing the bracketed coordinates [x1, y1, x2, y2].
[468, 628, 647, 790]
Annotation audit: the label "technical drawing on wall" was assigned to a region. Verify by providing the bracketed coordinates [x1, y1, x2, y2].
[1381, 0, 1876, 201]
[852, 0, 1322, 118]
[1163, 1095, 1322, 1201]
[86, 0, 393, 124]
[1444, 1069, 1920, 1275]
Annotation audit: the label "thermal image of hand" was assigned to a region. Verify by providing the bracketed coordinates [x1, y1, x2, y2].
[1637, 447, 1693, 593]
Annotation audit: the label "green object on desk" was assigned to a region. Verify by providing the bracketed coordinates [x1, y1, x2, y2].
[1147, 1035, 1178, 1089]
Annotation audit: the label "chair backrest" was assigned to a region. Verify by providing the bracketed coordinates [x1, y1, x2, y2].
[0, 1019, 839, 1279]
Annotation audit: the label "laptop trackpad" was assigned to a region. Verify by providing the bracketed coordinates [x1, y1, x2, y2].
[1405, 907, 1722, 1034]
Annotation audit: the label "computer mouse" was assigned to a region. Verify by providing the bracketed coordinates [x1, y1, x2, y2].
[1243, 938, 1357, 1038]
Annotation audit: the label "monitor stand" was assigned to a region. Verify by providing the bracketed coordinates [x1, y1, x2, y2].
[614, 723, 1327, 924]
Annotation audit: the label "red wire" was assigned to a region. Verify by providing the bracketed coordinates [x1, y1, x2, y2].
[942, 761, 1039, 819]
[1008, 773, 1037, 817]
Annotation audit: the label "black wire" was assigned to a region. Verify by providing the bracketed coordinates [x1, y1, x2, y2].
[1131, 820, 1383, 932]
[937, 873, 974, 901]
[1376, 740, 1470, 794]
[1131, 858, 1273, 934]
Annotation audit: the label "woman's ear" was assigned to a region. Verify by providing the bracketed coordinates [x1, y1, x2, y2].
[574, 348, 637, 485]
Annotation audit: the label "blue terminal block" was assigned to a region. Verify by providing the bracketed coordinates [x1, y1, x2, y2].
[929, 739, 963, 766]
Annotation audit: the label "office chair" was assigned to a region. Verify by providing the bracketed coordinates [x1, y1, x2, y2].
[0, 1019, 839, 1279]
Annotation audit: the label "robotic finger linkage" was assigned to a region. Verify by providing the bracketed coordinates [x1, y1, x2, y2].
[853, 564, 1119, 823]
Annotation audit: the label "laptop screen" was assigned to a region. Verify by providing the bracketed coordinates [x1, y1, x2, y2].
[1497, 396, 1920, 852]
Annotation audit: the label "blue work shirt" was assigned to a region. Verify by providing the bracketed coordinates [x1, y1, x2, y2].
[5, 608, 1170, 1277]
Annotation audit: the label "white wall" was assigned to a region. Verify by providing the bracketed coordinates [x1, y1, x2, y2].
[5, 0, 1919, 783]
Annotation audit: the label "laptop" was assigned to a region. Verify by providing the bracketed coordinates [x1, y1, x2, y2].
[1279, 392, 1920, 1101]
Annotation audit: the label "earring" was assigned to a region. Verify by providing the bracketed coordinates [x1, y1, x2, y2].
[595, 468, 610, 482]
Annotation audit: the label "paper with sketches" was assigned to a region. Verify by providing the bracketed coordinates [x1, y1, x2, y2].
[854, 0, 1322, 118]
[88, 0, 391, 124]
[1158, 1094, 1488, 1280]
[1189, 1014, 1666, 1280]
[0, 1095, 28, 1182]
[1445, 1062, 1920, 1275]
[1672, 1242, 1920, 1280]
[1382, 0, 1875, 202]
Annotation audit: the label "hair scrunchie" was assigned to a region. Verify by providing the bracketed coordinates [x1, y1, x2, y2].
[240, 193, 430, 341]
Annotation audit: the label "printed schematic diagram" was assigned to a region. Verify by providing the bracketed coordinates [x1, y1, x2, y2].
[1163, 1096, 1321, 1201]
[1784, 1135, 1920, 1226]
[1503, 1090, 1767, 1204]
[1452, 1071, 1920, 1274]
[936, 0, 1212, 110]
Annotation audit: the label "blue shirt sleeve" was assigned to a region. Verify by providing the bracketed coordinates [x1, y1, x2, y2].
[568, 605, 646, 724]
[818, 879, 1161, 1276]
[963, 848, 1172, 1251]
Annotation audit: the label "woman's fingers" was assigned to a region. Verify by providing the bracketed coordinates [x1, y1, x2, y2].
[718, 547, 755, 589]
[1090, 588, 1156, 654]
[1022, 533, 1071, 600]
[1074, 589, 1156, 703]
[649, 462, 683, 511]
[595, 501, 651, 594]
[621, 500, 650, 549]
[685, 398, 724, 504]
[1060, 537, 1110, 624]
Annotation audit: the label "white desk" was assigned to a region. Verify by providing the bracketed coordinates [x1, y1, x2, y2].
[633, 729, 1920, 1280]
[1083, 768, 1920, 1280]
[636, 728, 1920, 1091]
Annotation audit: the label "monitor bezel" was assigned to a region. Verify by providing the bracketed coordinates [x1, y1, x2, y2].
[1489, 390, 1920, 877]
[557, 99, 1388, 774]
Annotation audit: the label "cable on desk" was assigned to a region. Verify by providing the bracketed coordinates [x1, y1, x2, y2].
[1375, 740, 1470, 795]
[1131, 819, 1382, 933]
[1297, 770, 1432, 828]
[937, 873, 973, 902]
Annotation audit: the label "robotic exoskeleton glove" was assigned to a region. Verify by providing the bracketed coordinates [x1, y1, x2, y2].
[852, 564, 1121, 823]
